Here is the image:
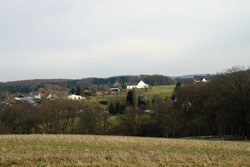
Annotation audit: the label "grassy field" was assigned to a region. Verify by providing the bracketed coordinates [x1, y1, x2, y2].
[138, 85, 175, 99]
[90, 85, 175, 103]
[0, 135, 249, 167]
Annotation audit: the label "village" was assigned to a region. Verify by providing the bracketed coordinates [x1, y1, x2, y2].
[0, 76, 211, 107]
[1, 80, 151, 105]
[1, 0, 250, 166]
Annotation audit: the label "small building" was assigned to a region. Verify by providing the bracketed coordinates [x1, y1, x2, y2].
[95, 87, 109, 96]
[194, 77, 208, 83]
[110, 88, 120, 92]
[127, 80, 149, 89]
[83, 87, 95, 96]
[201, 78, 208, 82]
[67, 94, 85, 100]
[47, 90, 69, 100]
[127, 85, 137, 89]
[14, 96, 36, 104]
[137, 80, 149, 88]
[34, 93, 42, 100]
[47, 93, 59, 100]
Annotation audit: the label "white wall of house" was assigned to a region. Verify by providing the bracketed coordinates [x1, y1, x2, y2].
[14, 97, 36, 104]
[194, 78, 208, 83]
[127, 85, 137, 89]
[47, 94, 59, 100]
[34, 93, 41, 99]
[67, 94, 85, 100]
[127, 80, 149, 89]
[201, 78, 208, 82]
[137, 81, 149, 88]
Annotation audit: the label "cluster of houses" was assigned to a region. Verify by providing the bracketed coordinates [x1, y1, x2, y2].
[46, 93, 85, 100]
[7, 80, 150, 105]
[13, 93, 86, 104]
[2, 78, 210, 106]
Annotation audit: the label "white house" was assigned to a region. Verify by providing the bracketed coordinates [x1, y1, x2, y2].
[127, 85, 137, 89]
[67, 94, 85, 100]
[14, 96, 36, 104]
[194, 77, 208, 83]
[47, 93, 59, 100]
[127, 80, 149, 89]
[34, 93, 41, 100]
[137, 80, 149, 88]
[201, 78, 208, 82]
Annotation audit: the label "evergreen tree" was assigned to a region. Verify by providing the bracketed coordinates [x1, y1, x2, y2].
[126, 90, 133, 106]
[171, 93, 176, 101]
[76, 85, 81, 95]
[70, 87, 76, 94]
[175, 82, 182, 91]
[171, 82, 182, 101]
[109, 103, 115, 115]
[138, 96, 146, 106]
[122, 82, 126, 89]
[132, 88, 138, 108]
[115, 102, 120, 114]
[118, 103, 126, 114]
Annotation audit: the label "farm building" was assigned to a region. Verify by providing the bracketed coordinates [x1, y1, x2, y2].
[14, 96, 36, 104]
[47, 93, 59, 100]
[127, 85, 137, 89]
[194, 77, 208, 83]
[67, 94, 85, 100]
[110, 88, 120, 92]
[127, 80, 149, 89]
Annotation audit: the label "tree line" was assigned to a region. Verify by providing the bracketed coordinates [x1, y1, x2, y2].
[0, 67, 249, 138]
[0, 75, 174, 94]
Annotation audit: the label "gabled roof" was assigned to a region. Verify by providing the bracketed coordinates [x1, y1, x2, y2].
[138, 80, 147, 85]
[47, 93, 59, 100]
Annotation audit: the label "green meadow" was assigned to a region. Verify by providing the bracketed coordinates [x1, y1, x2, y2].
[91, 85, 175, 103]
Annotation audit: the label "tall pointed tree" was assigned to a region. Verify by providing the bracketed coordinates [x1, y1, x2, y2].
[126, 90, 133, 106]
[70, 87, 76, 94]
[132, 88, 138, 108]
[109, 103, 115, 115]
[76, 85, 81, 95]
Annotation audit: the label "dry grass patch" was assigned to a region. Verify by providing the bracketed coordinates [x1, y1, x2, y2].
[0, 135, 249, 166]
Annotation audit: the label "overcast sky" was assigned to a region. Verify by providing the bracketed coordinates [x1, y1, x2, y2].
[0, 0, 250, 82]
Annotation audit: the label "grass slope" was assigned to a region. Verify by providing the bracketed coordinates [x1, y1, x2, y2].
[139, 85, 175, 99]
[0, 135, 249, 167]
[91, 85, 175, 103]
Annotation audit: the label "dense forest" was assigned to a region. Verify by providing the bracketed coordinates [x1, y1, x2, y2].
[0, 75, 174, 93]
[0, 68, 249, 138]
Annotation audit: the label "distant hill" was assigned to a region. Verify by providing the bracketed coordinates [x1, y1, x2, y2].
[3, 79, 73, 86]
[170, 74, 210, 79]
[0, 74, 217, 94]
[170, 74, 214, 84]
[0, 75, 175, 94]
